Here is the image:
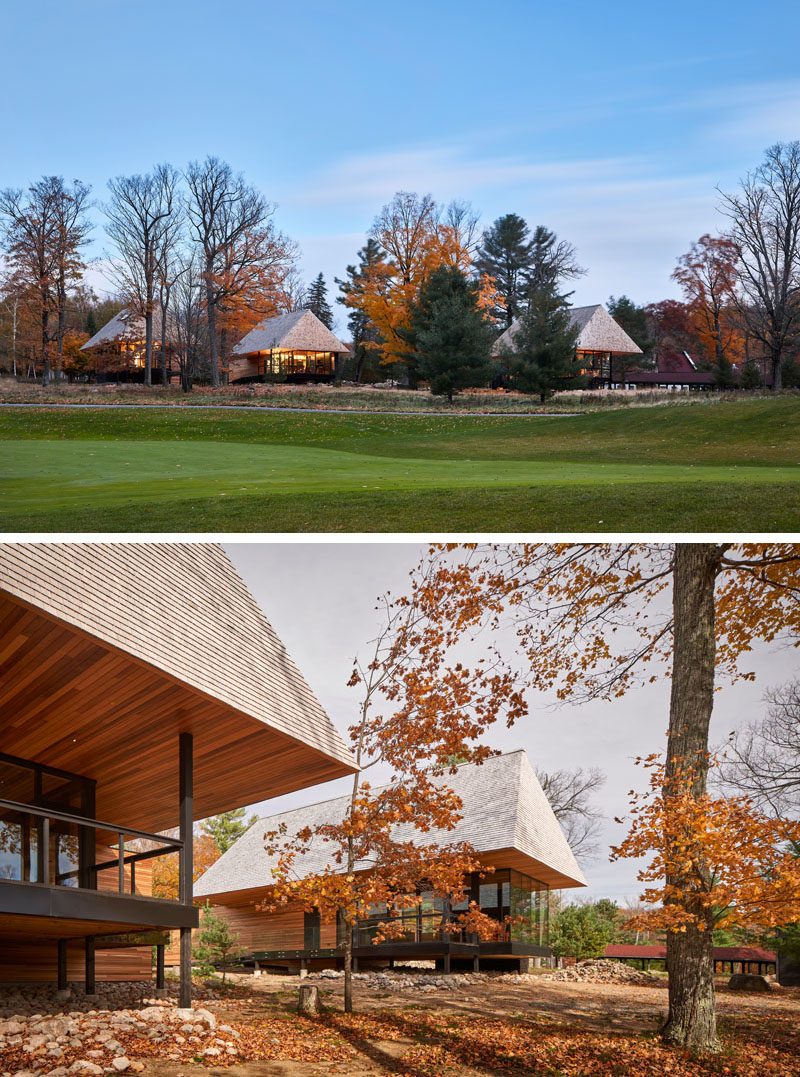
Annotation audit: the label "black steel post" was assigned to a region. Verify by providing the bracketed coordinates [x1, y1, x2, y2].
[178, 732, 194, 1010]
[156, 944, 166, 990]
[57, 939, 68, 992]
[84, 937, 96, 995]
[41, 817, 50, 885]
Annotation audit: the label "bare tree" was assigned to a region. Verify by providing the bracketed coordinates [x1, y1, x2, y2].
[0, 176, 91, 384]
[719, 142, 800, 391]
[369, 191, 438, 285]
[52, 180, 92, 371]
[281, 268, 308, 312]
[528, 224, 585, 298]
[185, 157, 293, 386]
[171, 253, 206, 393]
[537, 766, 606, 860]
[154, 206, 185, 387]
[443, 199, 481, 260]
[718, 679, 800, 819]
[105, 163, 181, 386]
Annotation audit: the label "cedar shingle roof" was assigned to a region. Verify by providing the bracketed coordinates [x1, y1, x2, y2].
[0, 543, 355, 772]
[232, 310, 348, 356]
[493, 304, 643, 357]
[195, 750, 587, 898]
[80, 308, 174, 350]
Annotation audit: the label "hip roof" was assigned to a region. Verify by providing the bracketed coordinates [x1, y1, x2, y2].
[195, 749, 586, 898]
[493, 303, 643, 357]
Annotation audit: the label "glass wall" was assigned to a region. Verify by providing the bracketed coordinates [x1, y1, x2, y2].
[471, 869, 549, 945]
[0, 754, 92, 888]
[258, 351, 336, 377]
[351, 869, 550, 948]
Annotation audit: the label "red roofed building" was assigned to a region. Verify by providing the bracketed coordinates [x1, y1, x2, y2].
[603, 944, 776, 976]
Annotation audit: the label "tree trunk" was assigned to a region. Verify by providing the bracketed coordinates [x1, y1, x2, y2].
[220, 328, 229, 385]
[41, 305, 50, 387]
[772, 346, 782, 392]
[343, 920, 353, 1013]
[661, 543, 722, 1053]
[160, 297, 169, 387]
[206, 270, 220, 387]
[144, 307, 153, 386]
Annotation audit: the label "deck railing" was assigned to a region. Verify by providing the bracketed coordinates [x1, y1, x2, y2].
[0, 797, 182, 896]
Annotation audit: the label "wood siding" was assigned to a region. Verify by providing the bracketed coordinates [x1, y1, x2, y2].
[165, 895, 337, 965]
[0, 940, 152, 983]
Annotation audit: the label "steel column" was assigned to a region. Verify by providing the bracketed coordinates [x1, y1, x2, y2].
[156, 944, 166, 990]
[57, 939, 68, 992]
[84, 937, 95, 995]
[178, 732, 194, 1010]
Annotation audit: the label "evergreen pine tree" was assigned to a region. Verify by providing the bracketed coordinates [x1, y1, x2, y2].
[474, 213, 534, 329]
[201, 808, 257, 853]
[606, 295, 654, 356]
[606, 294, 655, 384]
[550, 904, 616, 962]
[503, 283, 582, 401]
[402, 266, 494, 401]
[740, 358, 764, 390]
[192, 902, 244, 985]
[85, 310, 97, 337]
[304, 272, 333, 329]
[335, 240, 386, 381]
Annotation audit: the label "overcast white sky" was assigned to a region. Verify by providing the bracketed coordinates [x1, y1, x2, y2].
[225, 542, 795, 904]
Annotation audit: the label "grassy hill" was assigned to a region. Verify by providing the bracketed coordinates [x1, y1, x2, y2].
[1, 397, 797, 532]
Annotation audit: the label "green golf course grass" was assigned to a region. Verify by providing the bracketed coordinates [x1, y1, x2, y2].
[1, 396, 798, 532]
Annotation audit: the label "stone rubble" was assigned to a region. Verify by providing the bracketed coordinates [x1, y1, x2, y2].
[311, 968, 543, 992]
[0, 982, 234, 1077]
[542, 959, 663, 985]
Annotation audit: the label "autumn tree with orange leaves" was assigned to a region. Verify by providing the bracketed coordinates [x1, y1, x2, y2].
[612, 755, 800, 937]
[186, 156, 297, 386]
[265, 594, 523, 1013]
[393, 543, 800, 1053]
[672, 234, 745, 385]
[343, 192, 494, 384]
[152, 831, 221, 900]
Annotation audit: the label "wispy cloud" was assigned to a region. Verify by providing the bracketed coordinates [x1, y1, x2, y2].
[291, 146, 643, 208]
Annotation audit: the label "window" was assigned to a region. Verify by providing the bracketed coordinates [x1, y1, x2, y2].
[0, 754, 93, 888]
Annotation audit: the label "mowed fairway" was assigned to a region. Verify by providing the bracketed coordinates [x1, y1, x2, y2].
[1, 397, 799, 532]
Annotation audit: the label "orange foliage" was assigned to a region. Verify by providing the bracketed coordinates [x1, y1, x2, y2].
[672, 235, 745, 368]
[394, 543, 800, 937]
[346, 192, 491, 369]
[262, 594, 525, 1004]
[151, 832, 220, 900]
[612, 756, 800, 934]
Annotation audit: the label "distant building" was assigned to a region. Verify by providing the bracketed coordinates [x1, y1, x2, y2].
[190, 750, 586, 975]
[229, 310, 350, 383]
[604, 944, 777, 976]
[79, 309, 178, 383]
[493, 304, 643, 387]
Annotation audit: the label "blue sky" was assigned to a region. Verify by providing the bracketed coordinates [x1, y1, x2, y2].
[3, 0, 800, 328]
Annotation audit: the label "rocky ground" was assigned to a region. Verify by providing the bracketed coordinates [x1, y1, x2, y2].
[0, 969, 797, 1076]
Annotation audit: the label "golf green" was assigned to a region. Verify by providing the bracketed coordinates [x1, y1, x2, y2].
[1, 398, 798, 532]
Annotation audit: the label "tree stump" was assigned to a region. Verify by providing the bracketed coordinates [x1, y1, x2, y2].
[297, 984, 323, 1015]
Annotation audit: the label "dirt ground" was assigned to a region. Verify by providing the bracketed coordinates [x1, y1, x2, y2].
[135, 972, 800, 1077]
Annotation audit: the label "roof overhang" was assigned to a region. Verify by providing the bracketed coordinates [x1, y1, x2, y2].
[477, 847, 586, 890]
[0, 590, 356, 832]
